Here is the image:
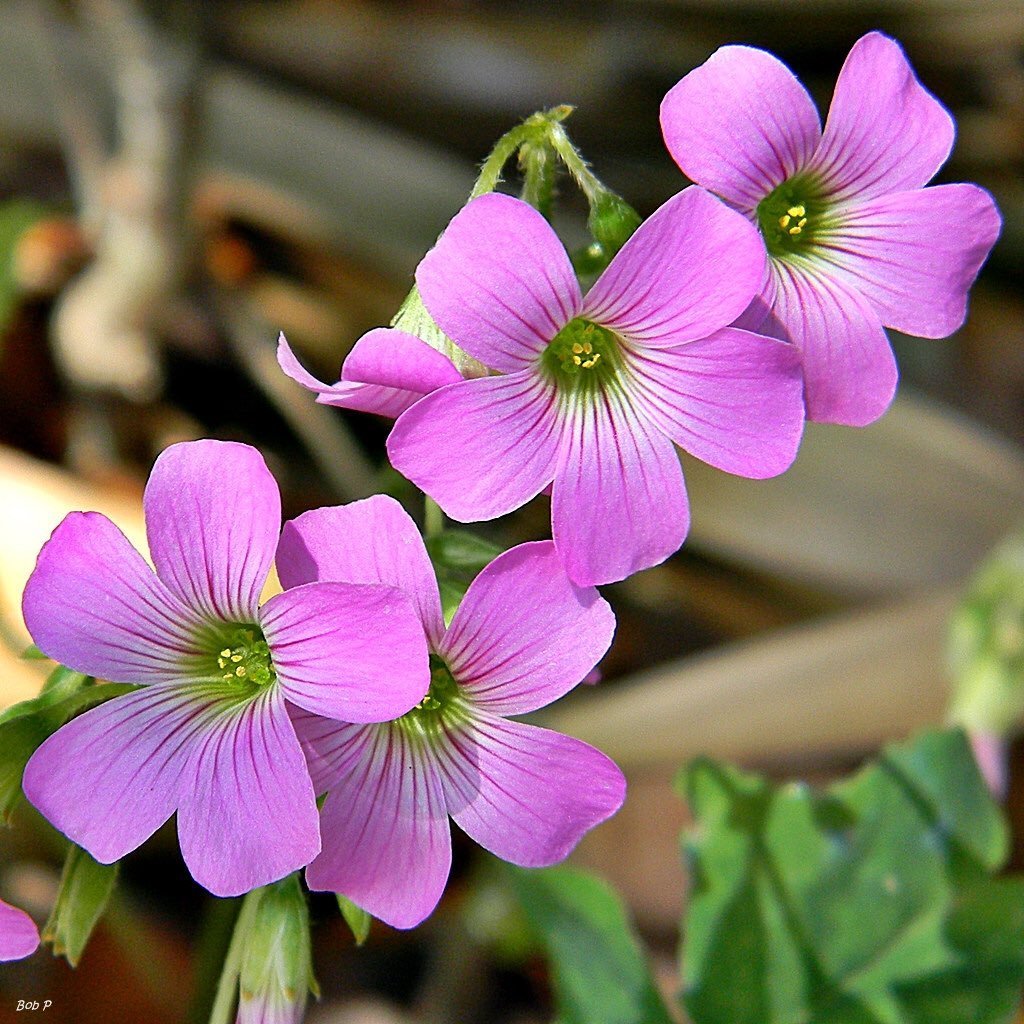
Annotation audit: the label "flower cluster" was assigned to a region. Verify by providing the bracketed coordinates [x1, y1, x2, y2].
[13, 29, 998, 994]
[20, 443, 621, 927]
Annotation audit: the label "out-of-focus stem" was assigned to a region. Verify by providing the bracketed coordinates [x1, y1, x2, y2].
[425, 496, 445, 540]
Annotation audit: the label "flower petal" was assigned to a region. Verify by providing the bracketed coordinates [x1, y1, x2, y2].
[437, 713, 625, 866]
[387, 372, 562, 522]
[278, 496, 444, 647]
[177, 688, 319, 897]
[626, 327, 804, 478]
[551, 390, 689, 586]
[287, 705, 355, 795]
[817, 184, 1001, 338]
[439, 542, 615, 715]
[23, 685, 218, 863]
[770, 257, 897, 426]
[342, 328, 462, 393]
[278, 331, 418, 418]
[416, 193, 582, 372]
[260, 582, 428, 723]
[583, 188, 766, 347]
[0, 899, 39, 962]
[22, 512, 203, 684]
[145, 440, 280, 623]
[305, 724, 452, 930]
[660, 46, 821, 209]
[808, 32, 954, 200]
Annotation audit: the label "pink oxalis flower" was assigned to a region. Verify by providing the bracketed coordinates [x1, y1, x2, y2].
[384, 187, 805, 586]
[0, 898, 39, 961]
[277, 495, 625, 929]
[660, 31, 1001, 426]
[22, 440, 429, 897]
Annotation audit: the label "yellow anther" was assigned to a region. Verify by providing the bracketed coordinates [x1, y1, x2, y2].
[788, 226, 802, 235]
[582, 341, 593, 354]
[220, 649, 231, 658]
[571, 343, 584, 354]
[787, 205, 805, 218]
[235, 666, 246, 678]
[230, 653, 243, 663]
[797, 217, 807, 228]
[779, 214, 791, 228]
[572, 355, 582, 366]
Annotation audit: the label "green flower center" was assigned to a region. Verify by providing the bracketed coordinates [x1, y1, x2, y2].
[397, 654, 469, 739]
[755, 174, 830, 257]
[202, 624, 276, 692]
[540, 318, 623, 393]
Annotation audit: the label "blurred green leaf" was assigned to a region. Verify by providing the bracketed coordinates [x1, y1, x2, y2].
[336, 894, 371, 946]
[509, 864, 674, 1024]
[43, 845, 118, 966]
[0, 679, 137, 822]
[0, 199, 50, 340]
[949, 528, 1024, 735]
[680, 728, 1024, 1024]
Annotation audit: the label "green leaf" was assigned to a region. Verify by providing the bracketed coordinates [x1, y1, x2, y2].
[0, 664, 91, 727]
[43, 845, 118, 965]
[0, 680, 137, 822]
[426, 530, 505, 624]
[679, 727, 1024, 1024]
[509, 864, 674, 1024]
[336, 894, 372, 946]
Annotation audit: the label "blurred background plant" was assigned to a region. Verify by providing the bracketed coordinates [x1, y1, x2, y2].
[0, 1, 1023, 1022]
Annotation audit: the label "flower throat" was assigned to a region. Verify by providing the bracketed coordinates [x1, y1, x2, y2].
[540, 318, 622, 393]
[755, 175, 829, 256]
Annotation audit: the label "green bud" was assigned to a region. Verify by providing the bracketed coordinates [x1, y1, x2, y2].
[949, 529, 1024, 735]
[237, 876, 317, 1024]
[390, 286, 488, 380]
[43, 845, 118, 966]
[587, 192, 641, 259]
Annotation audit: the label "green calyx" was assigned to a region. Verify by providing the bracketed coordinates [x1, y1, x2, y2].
[201, 624, 276, 693]
[540, 318, 623, 394]
[755, 174, 831, 257]
[397, 654, 469, 739]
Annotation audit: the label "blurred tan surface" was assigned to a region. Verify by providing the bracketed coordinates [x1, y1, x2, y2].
[0, 445, 145, 707]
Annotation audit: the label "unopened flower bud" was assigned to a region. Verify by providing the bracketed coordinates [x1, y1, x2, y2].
[237, 876, 317, 1024]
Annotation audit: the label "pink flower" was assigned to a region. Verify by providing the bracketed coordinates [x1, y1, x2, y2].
[660, 31, 1001, 426]
[0, 898, 39, 962]
[383, 187, 804, 586]
[22, 441, 429, 897]
[277, 496, 625, 929]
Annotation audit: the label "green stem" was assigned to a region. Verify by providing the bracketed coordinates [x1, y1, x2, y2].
[546, 121, 605, 205]
[187, 896, 242, 1024]
[425, 497, 445, 540]
[519, 137, 558, 221]
[469, 105, 573, 199]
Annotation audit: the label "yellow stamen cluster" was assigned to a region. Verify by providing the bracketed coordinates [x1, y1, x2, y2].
[570, 339, 602, 370]
[212, 626, 276, 687]
[218, 647, 248, 679]
[779, 204, 808, 236]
